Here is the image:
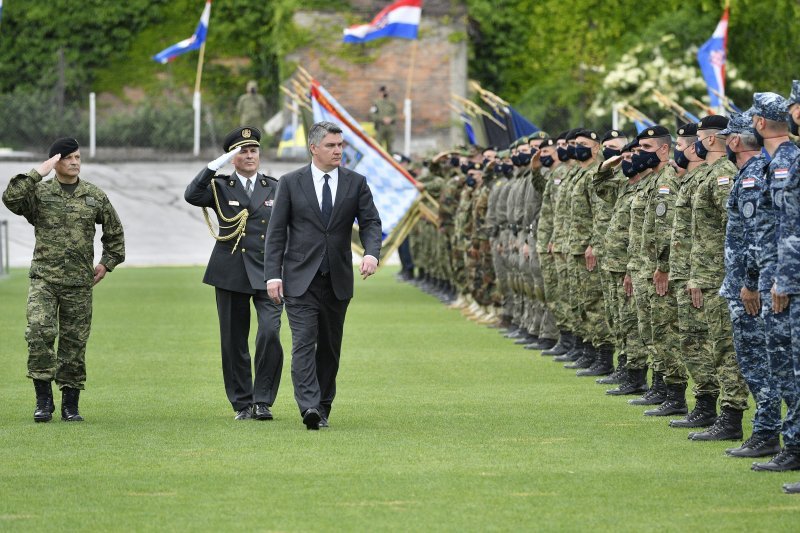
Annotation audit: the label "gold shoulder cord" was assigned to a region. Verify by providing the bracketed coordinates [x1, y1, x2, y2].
[202, 179, 249, 254]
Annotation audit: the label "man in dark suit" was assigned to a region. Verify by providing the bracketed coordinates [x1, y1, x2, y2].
[264, 121, 382, 430]
[185, 126, 283, 420]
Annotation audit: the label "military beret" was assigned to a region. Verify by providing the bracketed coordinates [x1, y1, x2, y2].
[529, 131, 549, 140]
[514, 136, 530, 145]
[676, 123, 698, 137]
[223, 126, 261, 152]
[696, 115, 729, 131]
[539, 138, 556, 148]
[719, 110, 755, 136]
[601, 130, 626, 143]
[48, 137, 80, 158]
[564, 128, 583, 141]
[497, 149, 510, 159]
[637, 125, 671, 139]
[466, 161, 482, 172]
[621, 138, 639, 153]
[556, 131, 569, 141]
[790, 80, 800, 106]
[575, 129, 599, 141]
[752, 92, 789, 121]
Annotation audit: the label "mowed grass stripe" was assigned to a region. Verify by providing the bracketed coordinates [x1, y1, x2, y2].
[0, 267, 798, 531]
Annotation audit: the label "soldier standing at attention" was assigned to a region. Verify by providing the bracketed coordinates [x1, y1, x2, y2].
[3, 138, 125, 423]
[236, 80, 268, 129]
[185, 127, 284, 421]
[370, 86, 397, 153]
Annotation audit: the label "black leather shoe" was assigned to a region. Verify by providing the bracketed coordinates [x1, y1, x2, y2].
[726, 434, 781, 458]
[784, 481, 800, 494]
[253, 403, 273, 420]
[752, 449, 800, 472]
[234, 406, 253, 420]
[303, 408, 321, 430]
[319, 415, 329, 428]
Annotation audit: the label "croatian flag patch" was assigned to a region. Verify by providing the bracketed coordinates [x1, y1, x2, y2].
[717, 176, 730, 185]
[742, 177, 756, 188]
[658, 186, 670, 194]
[775, 168, 789, 180]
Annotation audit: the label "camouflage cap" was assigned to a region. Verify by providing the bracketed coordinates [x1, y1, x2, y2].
[751, 92, 788, 121]
[676, 123, 698, 137]
[719, 110, 755, 136]
[790, 80, 800, 106]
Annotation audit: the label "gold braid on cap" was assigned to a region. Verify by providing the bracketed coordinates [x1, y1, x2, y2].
[202, 180, 248, 254]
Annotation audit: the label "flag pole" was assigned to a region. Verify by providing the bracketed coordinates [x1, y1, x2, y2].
[403, 39, 418, 157]
[193, 40, 206, 156]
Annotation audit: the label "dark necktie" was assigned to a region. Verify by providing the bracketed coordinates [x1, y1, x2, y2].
[321, 174, 332, 226]
[245, 178, 253, 198]
[320, 174, 333, 274]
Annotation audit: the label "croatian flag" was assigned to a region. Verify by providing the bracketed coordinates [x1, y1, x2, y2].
[697, 6, 728, 109]
[343, 0, 422, 44]
[153, 1, 211, 64]
[310, 82, 418, 236]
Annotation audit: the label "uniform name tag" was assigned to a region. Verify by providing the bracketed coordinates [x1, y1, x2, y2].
[742, 177, 756, 188]
[717, 176, 730, 185]
[228, 200, 240, 206]
[775, 168, 789, 180]
[265, 200, 273, 207]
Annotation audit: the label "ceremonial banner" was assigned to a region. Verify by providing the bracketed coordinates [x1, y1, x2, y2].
[343, 0, 422, 44]
[153, 1, 210, 64]
[697, 6, 729, 109]
[310, 82, 419, 236]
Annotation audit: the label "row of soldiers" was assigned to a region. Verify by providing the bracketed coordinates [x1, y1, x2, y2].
[406, 83, 800, 494]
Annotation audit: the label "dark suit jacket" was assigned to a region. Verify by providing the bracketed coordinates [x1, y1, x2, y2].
[264, 165, 382, 300]
[185, 167, 278, 294]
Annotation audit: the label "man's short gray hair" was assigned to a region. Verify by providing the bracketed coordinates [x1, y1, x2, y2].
[738, 132, 760, 150]
[308, 121, 343, 147]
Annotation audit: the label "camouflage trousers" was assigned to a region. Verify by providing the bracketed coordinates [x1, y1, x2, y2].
[565, 254, 586, 340]
[554, 253, 574, 333]
[673, 280, 710, 397]
[727, 298, 782, 438]
[530, 247, 558, 340]
[471, 241, 495, 306]
[649, 283, 688, 385]
[606, 270, 645, 366]
[435, 229, 453, 282]
[769, 295, 800, 447]
[540, 250, 561, 332]
[569, 254, 611, 346]
[449, 234, 468, 294]
[507, 236, 525, 324]
[630, 272, 655, 370]
[702, 289, 749, 411]
[25, 278, 93, 390]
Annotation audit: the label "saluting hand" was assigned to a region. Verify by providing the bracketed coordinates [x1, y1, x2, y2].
[600, 155, 622, 172]
[36, 154, 61, 177]
[530, 150, 542, 170]
[207, 146, 241, 171]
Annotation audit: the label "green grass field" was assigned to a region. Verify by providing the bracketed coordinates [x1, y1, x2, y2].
[1, 266, 799, 531]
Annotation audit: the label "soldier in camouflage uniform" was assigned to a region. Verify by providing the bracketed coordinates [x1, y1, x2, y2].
[236, 80, 268, 128]
[717, 112, 784, 458]
[469, 165, 497, 317]
[453, 159, 480, 312]
[751, 92, 800, 471]
[685, 115, 749, 441]
[2, 138, 125, 423]
[438, 154, 467, 308]
[369, 86, 397, 152]
[491, 148, 516, 327]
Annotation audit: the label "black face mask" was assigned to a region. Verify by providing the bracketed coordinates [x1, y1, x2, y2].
[557, 146, 569, 161]
[754, 129, 765, 147]
[621, 160, 637, 178]
[694, 139, 709, 159]
[540, 155, 555, 167]
[673, 147, 690, 169]
[482, 157, 492, 167]
[510, 154, 521, 166]
[465, 176, 476, 187]
[517, 152, 532, 166]
[632, 150, 660, 172]
[566, 145, 576, 159]
[602, 147, 621, 160]
[449, 156, 460, 167]
[460, 163, 473, 174]
[574, 145, 593, 162]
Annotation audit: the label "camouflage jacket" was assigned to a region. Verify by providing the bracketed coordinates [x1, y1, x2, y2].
[566, 165, 595, 256]
[668, 163, 709, 281]
[506, 168, 528, 233]
[454, 185, 474, 246]
[688, 156, 738, 289]
[589, 164, 624, 259]
[721, 154, 767, 298]
[472, 180, 493, 247]
[550, 163, 580, 253]
[770, 141, 800, 294]
[485, 174, 509, 239]
[641, 164, 679, 274]
[626, 170, 653, 274]
[438, 174, 464, 229]
[2, 169, 125, 286]
[602, 177, 638, 273]
[522, 170, 543, 245]
[535, 167, 556, 253]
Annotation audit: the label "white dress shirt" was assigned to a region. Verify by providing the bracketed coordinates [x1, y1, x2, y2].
[310, 162, 338, 209]
[235, 171, 256, 195]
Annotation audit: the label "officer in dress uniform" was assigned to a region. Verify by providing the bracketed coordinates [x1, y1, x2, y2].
[185, 126, 284, 420]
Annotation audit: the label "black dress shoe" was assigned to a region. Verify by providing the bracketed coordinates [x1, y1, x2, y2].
[752, 449, 800, 472]
[253, 403, 273, 420]
[303, 408, 321, 430]
[234, 406, 253, 420]
[319, 415, 329, 428]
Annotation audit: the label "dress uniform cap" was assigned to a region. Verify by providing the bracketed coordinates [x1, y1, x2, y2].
[751, 92, 788, 122]
[223, 126, 261, 152]
[601, 130, 625, 143]
[790, 80, 800, 106]
[637, 125, 670, 139]
[696, 115, 729, 131]
[48, 137, 80, 158]
[676, 123, 698, 137]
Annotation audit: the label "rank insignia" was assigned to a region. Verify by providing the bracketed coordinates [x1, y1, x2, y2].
[242, 128, 251, 138]
[261, 179, 267, 186]
[265, 200, 274, 207]
[228, 180, 236, 187]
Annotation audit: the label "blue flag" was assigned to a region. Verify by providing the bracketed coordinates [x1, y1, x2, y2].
[153, 1, 210, 64]
[697, 7, 728, 109]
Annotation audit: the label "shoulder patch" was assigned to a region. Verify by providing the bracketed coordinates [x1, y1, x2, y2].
[742, 177, 756, 189]
[775, 168, 789, 180]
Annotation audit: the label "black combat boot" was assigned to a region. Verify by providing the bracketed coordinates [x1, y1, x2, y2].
[596, 353, 626, 384]
[691, 406, 743, 441]
[554, 338, 583, 362]
[566, 343, 595, 369]
[606, 368, 648, 396]
[515, 332, 538, 345]
[643, 382, 688, 416]
[628, 372, 666, 405]
[669, 394, 718, 428]
[577, 344, 614, 376]
[33, 379, 55, 423]
[542, 331, 572, 356]
[751, 447, 800, 472]
[726, 433, 782, 458]
[503, 324, 524, 338]
[525, 337, 557, 350]
[61, 387, 84, 422]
